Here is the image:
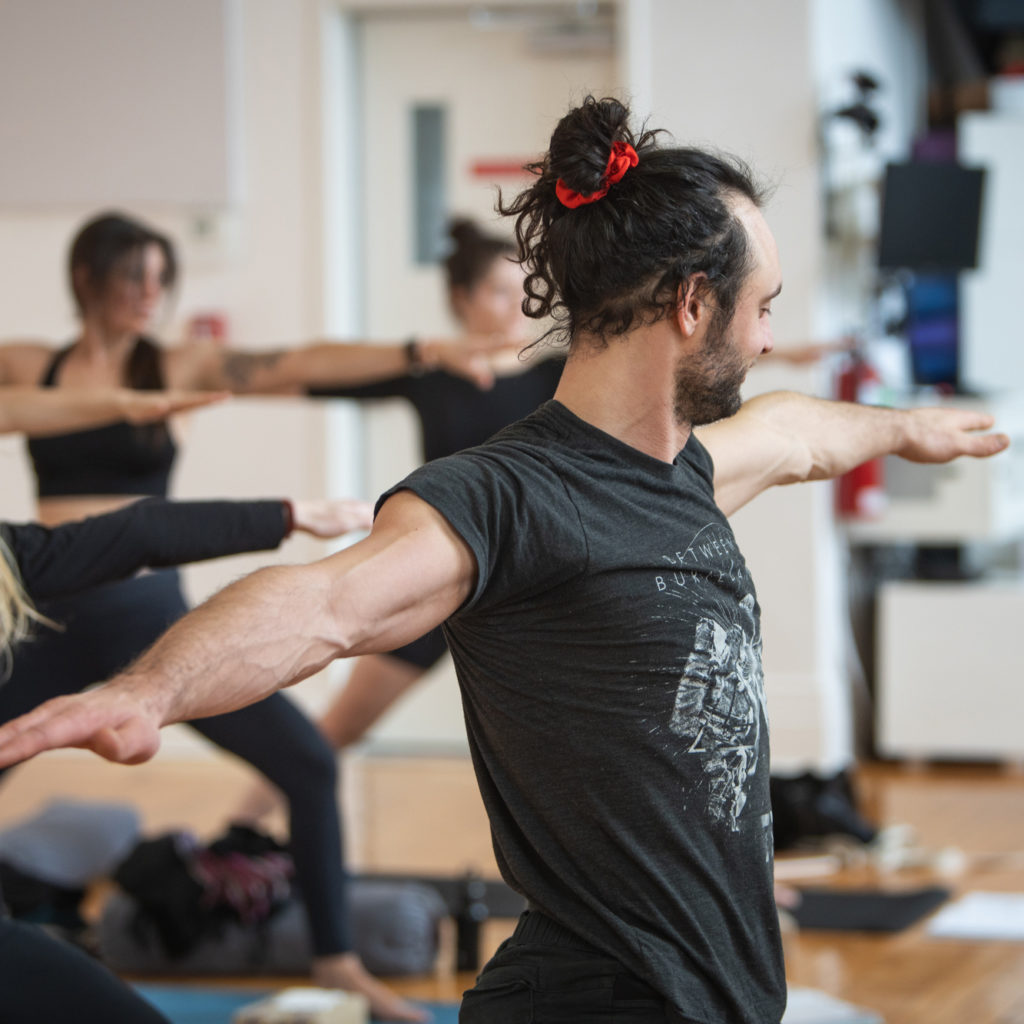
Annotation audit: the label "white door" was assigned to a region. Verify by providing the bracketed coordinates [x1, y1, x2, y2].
[354, 6, 618, 748]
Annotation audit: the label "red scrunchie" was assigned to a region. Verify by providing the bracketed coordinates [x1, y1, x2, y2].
[555, 141, 639, 209]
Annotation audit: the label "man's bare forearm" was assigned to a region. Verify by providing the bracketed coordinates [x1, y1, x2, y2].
[702, 391, 1009, 516]
[103, 492, 473, 726]
[121, 562, 344, 728]
[756, 392, 1007, 479]
[0, 492, 475, 769]
[747, 392, 905, 481]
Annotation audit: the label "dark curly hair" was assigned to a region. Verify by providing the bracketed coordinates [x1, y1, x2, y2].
[498, 96, 769, 348]
[69, 211, 178, 314]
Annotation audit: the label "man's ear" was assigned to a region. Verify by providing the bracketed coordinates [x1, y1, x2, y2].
[674, 274, 709, 339]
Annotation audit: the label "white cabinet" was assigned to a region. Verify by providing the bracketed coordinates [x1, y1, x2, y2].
[876, 579, 1024, 761]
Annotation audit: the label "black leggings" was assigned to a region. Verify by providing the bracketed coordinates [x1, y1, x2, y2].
[0, 570, 350, 957]
[0, 918, 170, 1024]
[388, 624, 447, 670]
[461, 911, 670, 1023]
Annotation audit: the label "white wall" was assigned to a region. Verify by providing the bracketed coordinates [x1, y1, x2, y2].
[0, 0, 241, 208]
[0, 0, 350, 754]
[811, 0, 927, 339]
[960, 113, 1024, 396]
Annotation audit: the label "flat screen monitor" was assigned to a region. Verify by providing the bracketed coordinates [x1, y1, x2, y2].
[877, 162, 985, 271]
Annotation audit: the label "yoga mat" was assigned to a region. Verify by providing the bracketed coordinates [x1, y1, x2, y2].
[791, 885, 951, 932]
[137, 982, 883, 1023]
[134, 984, 459, 1024]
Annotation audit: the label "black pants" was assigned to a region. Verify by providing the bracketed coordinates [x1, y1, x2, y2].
[388, 623, 447, 670]
[461, 911, 670, 1023]
[0, 570, 350, 957]
[0, 918, 169, 1024]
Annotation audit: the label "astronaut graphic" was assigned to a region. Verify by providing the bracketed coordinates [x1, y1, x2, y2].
[657, 523, 770, 840]
[669, 592, 764, 831]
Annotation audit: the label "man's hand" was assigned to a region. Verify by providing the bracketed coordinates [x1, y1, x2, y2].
[0, 684, 165, 769]
[896, 407, 1010, 463]
[291, 499, 374, 538]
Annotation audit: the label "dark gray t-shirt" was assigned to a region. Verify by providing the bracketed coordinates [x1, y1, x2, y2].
[380, 400, 785, 1024]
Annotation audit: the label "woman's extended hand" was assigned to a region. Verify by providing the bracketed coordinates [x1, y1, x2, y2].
[290, 499, 374, 538]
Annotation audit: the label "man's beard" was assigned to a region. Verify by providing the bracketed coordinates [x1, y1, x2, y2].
[673, 309, 748, 427]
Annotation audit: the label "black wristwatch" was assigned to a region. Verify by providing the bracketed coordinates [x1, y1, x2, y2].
[405, 337, 427, 376]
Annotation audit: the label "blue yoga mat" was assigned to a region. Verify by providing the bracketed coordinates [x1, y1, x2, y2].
[135, 984, 459, 1024]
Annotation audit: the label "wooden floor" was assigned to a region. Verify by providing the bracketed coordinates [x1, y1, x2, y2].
[2, 754, 1023, 1023]
[782, 763, 1024, 1024]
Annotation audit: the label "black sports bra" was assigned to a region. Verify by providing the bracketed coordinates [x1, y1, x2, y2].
[26, 338, 177, 499]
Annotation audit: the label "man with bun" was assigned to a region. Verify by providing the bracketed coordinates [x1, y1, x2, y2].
[0, 98, 1008, 1023]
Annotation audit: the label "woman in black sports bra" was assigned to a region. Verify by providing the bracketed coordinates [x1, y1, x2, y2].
[1, 212, 506, 530]
[0, 211, 479, 1022]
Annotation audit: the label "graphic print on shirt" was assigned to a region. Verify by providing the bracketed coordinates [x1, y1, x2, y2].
[654, 522, 770, 851]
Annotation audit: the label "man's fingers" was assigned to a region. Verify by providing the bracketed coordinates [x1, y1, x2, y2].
[0, 727, 48, 768]
[0, 695, 157, 768]
[909, 408, 1011, 462]
[89, 719, 162, 765]
[965, 431, 1010, 457]
[0, 702, 83, 767]
[955, 411, 996, 432]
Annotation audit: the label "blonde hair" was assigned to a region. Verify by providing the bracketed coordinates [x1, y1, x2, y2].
[0, 535, 53, 671]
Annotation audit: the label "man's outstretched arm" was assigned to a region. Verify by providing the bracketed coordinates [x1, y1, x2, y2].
[697, 391, 1010, 517]
[0, 491, 475, 768]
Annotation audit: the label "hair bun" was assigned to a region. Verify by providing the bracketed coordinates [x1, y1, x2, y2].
[548, 96, 632, 195]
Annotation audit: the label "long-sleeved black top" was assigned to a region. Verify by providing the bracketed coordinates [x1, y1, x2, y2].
[2, 498, 290, 601]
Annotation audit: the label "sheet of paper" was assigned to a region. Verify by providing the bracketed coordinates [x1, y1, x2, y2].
[774, 854, 842, 881]
[927, 891, 1024, 940]
[782, 987, 883, 1024]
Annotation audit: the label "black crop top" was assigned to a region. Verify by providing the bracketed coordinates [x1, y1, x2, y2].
[309, 357, 564, 464]
[26, 338, 178, 499]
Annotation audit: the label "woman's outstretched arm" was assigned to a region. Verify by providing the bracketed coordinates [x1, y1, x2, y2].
[0, 386, 227, 436]
[172, 336, 518, 394]
[5, 496, 372, 602]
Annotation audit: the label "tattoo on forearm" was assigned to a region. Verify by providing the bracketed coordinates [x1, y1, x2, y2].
[221, 351, 286, 389]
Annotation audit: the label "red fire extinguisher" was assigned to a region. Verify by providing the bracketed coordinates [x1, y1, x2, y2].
[836, 351, 886, 519]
